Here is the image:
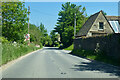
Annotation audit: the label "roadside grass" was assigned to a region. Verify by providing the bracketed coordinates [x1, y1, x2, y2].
[72, 49, 120, 66]
[1, 42, 42, 66]
[64, 44, 73, 50]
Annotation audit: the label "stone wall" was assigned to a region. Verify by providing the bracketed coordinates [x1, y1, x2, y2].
[74, 33, 120, 59]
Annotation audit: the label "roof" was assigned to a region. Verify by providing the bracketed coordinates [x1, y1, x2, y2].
[109, 21, 120, 33]
[76, 11, 100, 37]
[106, 16, 120, 23]
[76, 10, 119, 37]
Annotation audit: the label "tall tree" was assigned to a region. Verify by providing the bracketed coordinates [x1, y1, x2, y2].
[29, 24, 42, 45]
[2, 2, 28, 43]
[54, 2, 87, 48]
[29, 23, 52, 47]
[39, 23, 47, 36]
[38, 23, 48, 45]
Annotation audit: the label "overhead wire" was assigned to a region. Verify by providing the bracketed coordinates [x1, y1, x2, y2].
[30, 7, 57, 17]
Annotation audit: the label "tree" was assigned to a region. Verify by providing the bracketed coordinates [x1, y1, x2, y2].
[44, 35, 53, 46]
[102, 11, 107, 15]
[39, 23, 47, 36]
[50, 31, 60, 47]
[54, 2, 87, 48]
[38, 23, 48, 45]
[29, 24, 42, 45]
[2, 2, 28, 43]
[29, 23, 53, 47]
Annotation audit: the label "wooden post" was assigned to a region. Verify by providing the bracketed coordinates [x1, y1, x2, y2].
[74, 13, 76, 37]
[28, 6, 30, 45]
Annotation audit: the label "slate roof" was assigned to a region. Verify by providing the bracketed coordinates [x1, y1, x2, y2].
[76, 11, 100, 37]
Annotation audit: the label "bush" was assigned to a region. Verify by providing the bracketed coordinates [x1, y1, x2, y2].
[0, 37, 9, 43]
[39, 42, 43, 48]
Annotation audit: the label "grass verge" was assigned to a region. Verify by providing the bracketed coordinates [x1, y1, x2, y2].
[64, 44, 73, 50]
[1, 43, 42, 66]
[71, 49, 120, 66]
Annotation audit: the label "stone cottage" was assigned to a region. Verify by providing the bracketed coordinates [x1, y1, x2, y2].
[76, 10, 120, 38]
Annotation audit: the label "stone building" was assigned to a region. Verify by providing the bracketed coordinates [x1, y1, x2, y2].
[76, 10, 120, 38]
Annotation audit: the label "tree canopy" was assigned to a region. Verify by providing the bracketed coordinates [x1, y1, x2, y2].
[50, 31, 60, 47]
[2, 2, 52, 47]
[29, 23, 52, 47]
[54, 2, 87, 48]
[2, 2, 28, 43]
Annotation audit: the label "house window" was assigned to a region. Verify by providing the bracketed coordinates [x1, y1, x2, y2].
[99, 22, 104, 30]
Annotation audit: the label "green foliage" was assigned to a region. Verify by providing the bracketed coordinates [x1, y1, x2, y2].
[39, 42, 43, 48]
[50, 31, 60, 47]
[54, 41, 60, 47]
[0, 37, 9, 43]
[64, 44, 73, 50]
[29, 23, 52, 47]
[38, 23, 52, 46]
[39, 23, 47, 36]
[2, 2, 28, 43]
[1, 42, 41, 65]
[102, 11, 107, 15]
[1, 2, 55, 66]
[54, 2, 87, 48]
[1, 2, 49, 46]
[72, 49, 120, 66]
[29, 24, 42, 45]
[44, 35, 53, 46]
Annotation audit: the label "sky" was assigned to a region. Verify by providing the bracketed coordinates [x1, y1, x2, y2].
[21, 0, 120, 2]
[25, 2, 118, 34]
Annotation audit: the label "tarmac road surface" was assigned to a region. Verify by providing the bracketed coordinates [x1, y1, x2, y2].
[2, 47, 120, 78]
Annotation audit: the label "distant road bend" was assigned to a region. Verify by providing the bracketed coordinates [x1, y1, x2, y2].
[2, 47, 120, 78]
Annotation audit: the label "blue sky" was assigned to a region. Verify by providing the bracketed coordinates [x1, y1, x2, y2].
[25, 2, 118, 34]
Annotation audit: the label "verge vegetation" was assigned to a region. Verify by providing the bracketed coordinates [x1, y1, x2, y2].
[1, 37, 42, 65]
[64, 44, 73, 50]
[71, 49, 120, 66]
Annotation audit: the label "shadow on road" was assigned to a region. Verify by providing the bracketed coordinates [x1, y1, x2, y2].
[71, 60, 120, 76]
[42, 47, 62, 50]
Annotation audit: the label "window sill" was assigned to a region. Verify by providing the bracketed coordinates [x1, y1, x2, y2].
[98, 29, 104, 30]
[98, 29, 104, 32]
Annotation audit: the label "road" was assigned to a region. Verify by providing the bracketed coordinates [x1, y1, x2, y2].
[2, 47, 120, 78]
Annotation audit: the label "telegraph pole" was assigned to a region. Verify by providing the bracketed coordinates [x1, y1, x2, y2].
[74, 13, 76, 37]
[28, 6, 30, 45]
[28, 6, 30, 34]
